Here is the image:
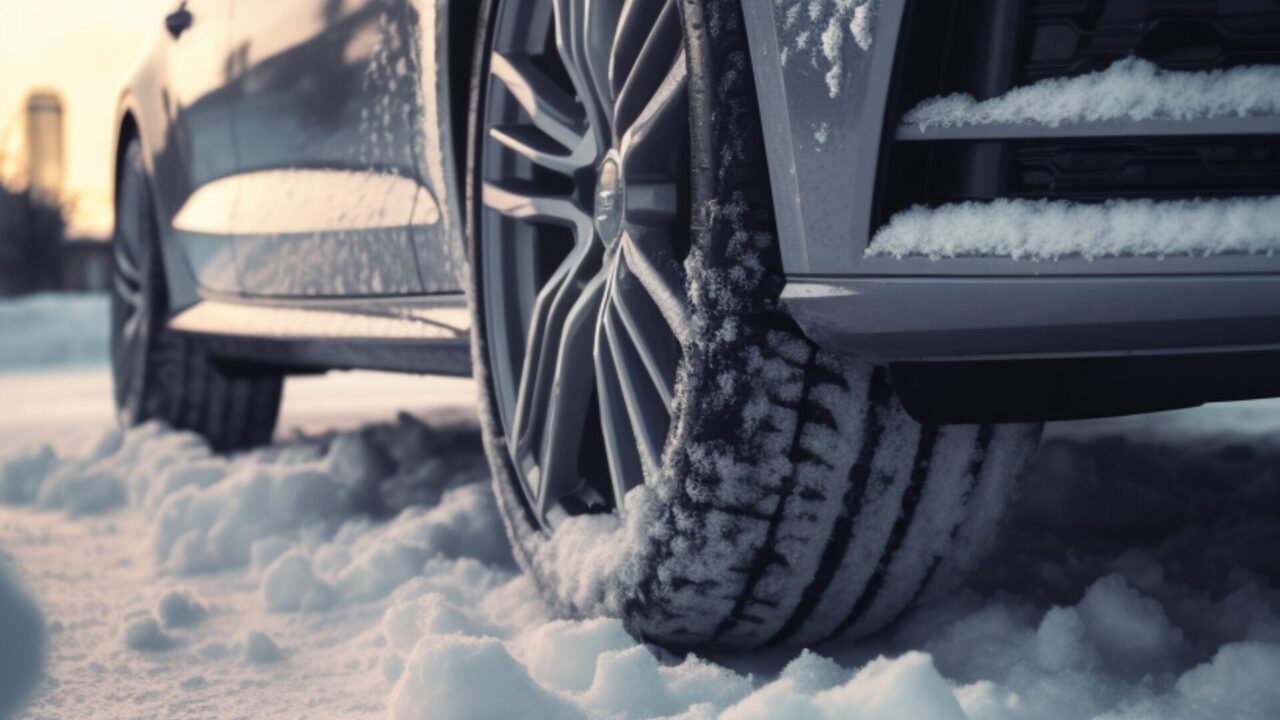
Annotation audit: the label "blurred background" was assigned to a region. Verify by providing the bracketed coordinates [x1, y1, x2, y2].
[0, 0, 169, 295]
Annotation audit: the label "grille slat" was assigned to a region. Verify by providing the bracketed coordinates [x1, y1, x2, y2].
[874, 0, 1280, 232]
[895, 115, 1280, 142]
[1025, 0, 1280, 80]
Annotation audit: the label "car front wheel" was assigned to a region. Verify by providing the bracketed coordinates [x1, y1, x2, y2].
[467, 0, 1042, 648]
[111, 139, 283, 452]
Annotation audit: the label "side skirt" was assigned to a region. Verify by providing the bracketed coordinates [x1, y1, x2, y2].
[169, 294, 473, 376]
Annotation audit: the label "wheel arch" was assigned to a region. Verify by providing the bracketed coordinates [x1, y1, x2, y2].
[111, 93, 202, 316]
[110, 98, 141, 224]
[447, 0, 482, 202]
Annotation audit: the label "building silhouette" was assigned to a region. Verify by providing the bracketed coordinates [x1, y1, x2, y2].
[0, 90, 107, 295]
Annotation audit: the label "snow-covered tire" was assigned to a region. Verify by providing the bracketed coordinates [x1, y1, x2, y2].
[110, 139, 283, 452]
[468, 0, 1042, 648]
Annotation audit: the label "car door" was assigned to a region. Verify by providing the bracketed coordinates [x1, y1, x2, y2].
[155, 0, 243, 294]
[227, 0, 425, 296]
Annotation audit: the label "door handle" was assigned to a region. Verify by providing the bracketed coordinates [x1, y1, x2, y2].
[165, 4, 193, 39]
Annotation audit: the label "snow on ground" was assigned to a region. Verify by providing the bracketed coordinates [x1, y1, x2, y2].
[0, 560, 43, 718]
[866, 195, 1280, 261]
[903, 58, 1280, 131]
[2, 294, 1280, 719]
[0, 293, 109, 371]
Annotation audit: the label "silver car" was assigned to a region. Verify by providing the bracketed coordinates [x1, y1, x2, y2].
[110, 0, 1280, 648]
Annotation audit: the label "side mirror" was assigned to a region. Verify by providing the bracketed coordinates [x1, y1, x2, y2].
[165, 4, 193, 39]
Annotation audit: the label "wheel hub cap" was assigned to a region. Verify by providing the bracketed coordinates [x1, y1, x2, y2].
[594, 152, 624, 249]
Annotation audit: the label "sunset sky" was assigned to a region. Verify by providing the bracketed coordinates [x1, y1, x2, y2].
[0, 0, 170, 238]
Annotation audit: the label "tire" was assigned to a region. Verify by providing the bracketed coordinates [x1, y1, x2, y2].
[468, 0, 1043, 648]
[110, 139, 283, 452]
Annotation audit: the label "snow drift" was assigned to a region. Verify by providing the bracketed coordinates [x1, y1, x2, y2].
[867, 195, 1280, 261]
[0, 559, 44, 718]
[5, 402, 1280, 719]
[0, 413, 503, 587]
[903, 57, 1280, 131]
[4, 294, 1280, 718]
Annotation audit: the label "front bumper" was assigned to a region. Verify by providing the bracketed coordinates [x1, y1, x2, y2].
[784, 273, 1280, 361]
[743, 0, 1280, 362]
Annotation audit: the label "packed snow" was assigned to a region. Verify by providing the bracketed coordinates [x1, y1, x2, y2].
[2, 294, 1280, 719]
[866, 195, 1280, 261]
[903, 58, 1280, 131]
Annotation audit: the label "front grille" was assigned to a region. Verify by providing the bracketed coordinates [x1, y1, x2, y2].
[882, 137, 1280, 208]
[1024, 0, 1280, 81]
[872, 0, 1280, 229]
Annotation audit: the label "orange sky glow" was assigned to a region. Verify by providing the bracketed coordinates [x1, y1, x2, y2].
[0, 0, 170, 239]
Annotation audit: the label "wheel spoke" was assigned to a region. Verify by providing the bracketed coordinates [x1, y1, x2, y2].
[490, 51, 588, 150]
[600, 265, 668, 479]
[114, 240, 142, 286]
[611, 259, 678, 409]
[612, 0, 681, 136]
[510, 243, 603, 472]
[609, 0, 670, 97]
[483, 181, 592, 236]
[581, 0, 622, 128]
[120, 308, 144, 345]
[113, 272, 143, 311]
[534, 271, 608, 517]
[595, 277, 648, 501]
[552, 0, 612, 146]
[509, 256, 573, 454]
[488, 125, 595, 177]
[619, 52, 688, 173]
[621, 229, 692, 347]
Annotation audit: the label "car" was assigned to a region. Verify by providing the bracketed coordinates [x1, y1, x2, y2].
[110, 0, 1280, 649]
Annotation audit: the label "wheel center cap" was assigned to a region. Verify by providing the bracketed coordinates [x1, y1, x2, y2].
[594, 152, 624, 248]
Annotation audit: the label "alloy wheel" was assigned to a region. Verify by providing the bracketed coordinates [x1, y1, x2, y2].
[478, 0, 691, 527]
[110, 155, 152, 425]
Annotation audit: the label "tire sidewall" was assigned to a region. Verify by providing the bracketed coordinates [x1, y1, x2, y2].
[111, 140, 161, 428]
[465, 0, 549, 576]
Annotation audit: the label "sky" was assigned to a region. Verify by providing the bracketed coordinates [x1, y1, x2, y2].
[0, 0, 170, 239]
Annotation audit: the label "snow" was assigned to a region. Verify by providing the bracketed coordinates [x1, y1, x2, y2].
[0, 561, 44, 718]
[774, 0, 877, 97]
[3, 294, 1280, 719]
[157, 589, 207, 628]
[0, 293, 108, 371]
[0, 413, 503, 591]
[262, 549, 337, 612]
[848, 3, 873, 52]
[726, 651, 969, 720]
[1075, 574, 1182, 670]
[123, 615, 173, 652]
[388, 635, 580, 720]
[866, 195, 1280, 260]
[245, 630, 284, 664]
[904, 57, 1280, 131]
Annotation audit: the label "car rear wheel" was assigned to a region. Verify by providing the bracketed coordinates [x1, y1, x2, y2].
[111, 139, 282, 452]
[467, 0, 1043, 648]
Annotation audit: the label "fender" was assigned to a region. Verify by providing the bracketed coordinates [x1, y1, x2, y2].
[113, 42, 204, 314]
